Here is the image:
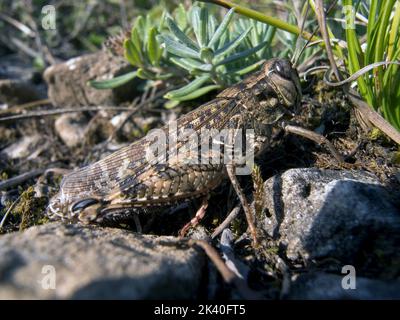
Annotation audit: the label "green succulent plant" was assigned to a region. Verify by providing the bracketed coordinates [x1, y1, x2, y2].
[90, 4, 277, 106]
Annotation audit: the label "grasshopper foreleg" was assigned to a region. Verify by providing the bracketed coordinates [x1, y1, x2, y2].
[284, 124, 345, 163]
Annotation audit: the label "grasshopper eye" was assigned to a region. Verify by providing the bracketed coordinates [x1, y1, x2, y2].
[71, 198, 99, 214]
[274, 60, 293, 80]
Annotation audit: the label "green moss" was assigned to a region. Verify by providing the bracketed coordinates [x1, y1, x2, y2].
[369, 128, 383, 141]
[0, 172, 8, 181]
[391, 151, 400, 165]
[12, 186, 49, 231]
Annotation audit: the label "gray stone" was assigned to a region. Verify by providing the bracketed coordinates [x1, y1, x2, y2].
[1, 134, 44, 159]
[0, 222, 205, 299]
[0, 79, 42, 106]
[288, 272, 400, 299]
[43, 51, 140, 107]
[262, 168, 400, 265]
[54, 114, 88, 148]
[0, 55, 37, 82]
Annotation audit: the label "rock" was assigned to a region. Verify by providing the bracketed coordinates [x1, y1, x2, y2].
[0, 79, 42, 106]
[288, 272, 400, 299]
[110, 113, 158, 137]
[54, 114, 88, 148]
[1, 134, 44, 159]
[0, 55, 37, 82]
[44, 51, 140, 107]
[262, 169, 400, 270]
[0, 222, 205, 299]
[0, 55, 47, 106]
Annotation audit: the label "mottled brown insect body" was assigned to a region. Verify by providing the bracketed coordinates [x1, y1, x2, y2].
[48, 58, 302, 224]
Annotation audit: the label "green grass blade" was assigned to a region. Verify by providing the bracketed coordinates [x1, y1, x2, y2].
[198, 0, 319, 43]
[388, 1, 400, 60]
[344, 0, 374, 106]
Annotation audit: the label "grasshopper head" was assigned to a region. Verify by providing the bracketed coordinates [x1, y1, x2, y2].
[263, 58, 302, 108]
[47, 170, 104, 223]
[245, 58, 302, 125]
[47, 190, 75, 221]
[47, 193, 104, 223]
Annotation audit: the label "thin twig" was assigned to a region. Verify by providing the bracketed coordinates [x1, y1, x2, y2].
[0, 106, 135, 123]
[0, 194, 22, 230]
[0, 12, 35, 37]
[0, 169, 45, 191]
[324, 61, 400, 87]
[189, 239, 237, 283]
[292, 1, 310, 65]
[293, 0, 339, 68]
[226, 165, 259, 247]
[315, 0, 342, 81]
[211, 206, 241, 239]
[220, 229, 249, 279]
[284, 124, 345, 163]
[347, 90, 400, 145]
[189, 239, 261, 299]
[0, 99, 51, 115]
[66, 2, 97, 41]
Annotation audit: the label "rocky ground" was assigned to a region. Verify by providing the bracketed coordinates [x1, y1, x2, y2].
[0, 50, 399, 299]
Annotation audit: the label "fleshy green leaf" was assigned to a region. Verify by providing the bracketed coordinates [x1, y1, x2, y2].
[170, 84, 221, 101]
[134, 16, 146, 36]
[170, 57, 212, 72]
[160, 35, 200, 59]
[214, 26, 252, 60]
[131, 26, 143, 55]
[147, 27, 162, 65]
[174, 4, 188, 30]
[165, 99, 181, 109]
[137, 68, 155, 80]
[169, 57, 195, 72]
[192, 7, 209, 47]
[200, 47, 214, 62]
[199, 7, 209, 47]
[88, 71, 137, 89]
[124, 39, 142, 67]
[208, 15, 217, 41]
[208, 8, 235, 49]
[166, 17, 198, 51]
[216, 40, 269, 66]
[227, 60, 265, 76]
[164, 75, 211, 99]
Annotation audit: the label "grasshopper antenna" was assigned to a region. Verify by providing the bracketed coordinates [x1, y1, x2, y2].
[292, 0, 339, 68]
[292, 0, 311, 67]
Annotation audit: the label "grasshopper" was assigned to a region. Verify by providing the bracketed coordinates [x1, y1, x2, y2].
[47, 58, 303, 243]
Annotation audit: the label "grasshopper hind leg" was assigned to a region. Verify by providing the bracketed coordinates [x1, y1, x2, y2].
[94, 207, 155, 231]
[70, 198, 148, 229]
